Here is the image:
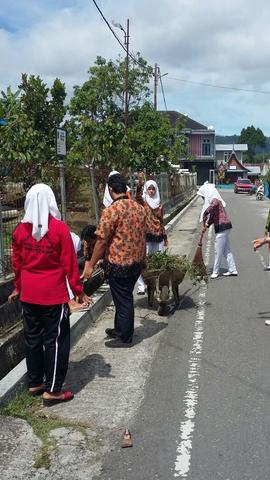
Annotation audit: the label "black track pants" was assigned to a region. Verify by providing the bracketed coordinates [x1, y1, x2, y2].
[22, 302, 70, 393]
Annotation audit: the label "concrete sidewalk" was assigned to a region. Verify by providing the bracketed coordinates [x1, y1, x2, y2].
[0, 196, 203, 480]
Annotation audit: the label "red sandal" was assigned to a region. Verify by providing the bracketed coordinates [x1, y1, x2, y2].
[43, 391, 74, 407]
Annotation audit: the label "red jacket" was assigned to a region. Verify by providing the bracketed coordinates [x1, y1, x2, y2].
[12, 216, 83, 305]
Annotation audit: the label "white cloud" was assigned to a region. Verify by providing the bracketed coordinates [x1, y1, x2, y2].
[1, 0, 270, 134]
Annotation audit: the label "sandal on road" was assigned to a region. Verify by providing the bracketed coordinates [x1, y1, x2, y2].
[121, 428, 133, 448]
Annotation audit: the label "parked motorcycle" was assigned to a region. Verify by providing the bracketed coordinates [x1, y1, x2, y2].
[256, 185, 264, 200]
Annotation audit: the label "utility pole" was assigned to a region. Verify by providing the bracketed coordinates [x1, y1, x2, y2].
[153, 63, 158, 110]
[111, 19, 130, 130]
[124, 19, 130, 131]
[56, 128, 67, 223]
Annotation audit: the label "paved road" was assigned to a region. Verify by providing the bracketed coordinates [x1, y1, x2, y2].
[98, 191, 270, 480]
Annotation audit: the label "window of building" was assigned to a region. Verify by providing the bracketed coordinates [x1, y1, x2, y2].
[224, 152, 229, 162]
[202, 139, 211, 156]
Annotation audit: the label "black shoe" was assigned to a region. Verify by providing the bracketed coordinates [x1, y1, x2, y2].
[105, 328, 118, 339]
[105, 336, 133, 348]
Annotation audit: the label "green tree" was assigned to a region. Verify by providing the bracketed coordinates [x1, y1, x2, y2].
[127, 103, 187, 173]
[69, 54, 186, 175]
[239, 125, 266, 161]
[0, 75, 67, 188]
[68, 54, 153, 171]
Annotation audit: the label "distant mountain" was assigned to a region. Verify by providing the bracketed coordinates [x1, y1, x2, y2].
[216, 135, 270, 153]
[215, 135, 239, 144]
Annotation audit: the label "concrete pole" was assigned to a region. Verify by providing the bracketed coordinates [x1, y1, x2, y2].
[153, 63, 158, 110]
[0, 196, 5, 281]
[59, 156, 67, 223]
[124, 19, 130, 131]
[90, 165, 100, 224]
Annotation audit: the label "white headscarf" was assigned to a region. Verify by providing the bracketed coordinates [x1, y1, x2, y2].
[143, 180, 161, 209]
[197, 182, 226, 222]
[103, 170, 120, 207]
[21, 184, 61, 241]
[102, 170, 131, 207]
[70, 232, 81, 253]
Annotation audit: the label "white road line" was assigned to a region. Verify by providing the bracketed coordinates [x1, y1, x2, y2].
[173, 227, 212, 478]
[256, 249, 270, 272]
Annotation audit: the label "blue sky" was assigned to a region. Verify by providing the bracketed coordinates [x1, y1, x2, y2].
[1, 0, 270, 135]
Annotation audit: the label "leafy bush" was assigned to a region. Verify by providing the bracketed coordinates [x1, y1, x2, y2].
[146, 250, 202, 282]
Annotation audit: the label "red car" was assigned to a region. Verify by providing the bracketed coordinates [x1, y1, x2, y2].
[234, 178, 253, 193]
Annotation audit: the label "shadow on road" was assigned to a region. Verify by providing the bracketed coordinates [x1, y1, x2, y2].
[105, 317, 167, 349]
[66, 353, 114, 394]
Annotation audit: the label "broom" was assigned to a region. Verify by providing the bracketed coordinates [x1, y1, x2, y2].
[192, 229, 208, 282]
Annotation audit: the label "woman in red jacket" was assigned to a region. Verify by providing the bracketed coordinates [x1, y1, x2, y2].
[8, 184, 91, 406]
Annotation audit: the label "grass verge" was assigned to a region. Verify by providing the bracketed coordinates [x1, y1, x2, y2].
[0, 391, 94, 470]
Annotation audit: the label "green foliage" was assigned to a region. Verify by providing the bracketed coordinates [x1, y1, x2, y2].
[0, 53, 189, 189]
[0, 75, 67, 188]
[68, 54, 184, 175]
[262, 168, 270, 186]
[127, 103, 187, 173]
[70, 54, 152, 122]
[146, 250, 202, 281]
[239, 125, 266, 160]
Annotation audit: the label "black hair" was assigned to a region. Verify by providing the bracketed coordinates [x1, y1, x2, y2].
[107, 174, 127, 194]
[80, 224, 96, 241]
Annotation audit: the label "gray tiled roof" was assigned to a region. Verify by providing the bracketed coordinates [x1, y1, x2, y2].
[159, 110, 208, 130]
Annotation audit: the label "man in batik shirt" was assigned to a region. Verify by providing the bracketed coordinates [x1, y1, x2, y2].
[82, 174, 147, 345]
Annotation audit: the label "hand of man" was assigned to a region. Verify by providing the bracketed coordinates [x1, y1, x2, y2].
[8, 289, 19, 304]
[252, 237, 266, 251]
[80, 261, 94, 280]
[77, 292, 93, 306]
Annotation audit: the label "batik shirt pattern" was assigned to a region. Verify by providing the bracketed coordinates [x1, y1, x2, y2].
[96, 198, 147, 266]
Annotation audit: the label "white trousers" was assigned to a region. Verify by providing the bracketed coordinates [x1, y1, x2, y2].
[137, 241, 164, 293]
[213, 230, 237, 275]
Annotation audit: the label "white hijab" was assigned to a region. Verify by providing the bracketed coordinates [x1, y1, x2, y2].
[70, 232, 81, 253]
[103, 170, 120, 207]
[197, 182, 226, 222]
[103, 170, 131, 207]
[143, 180, 161, 209]
[22, 184, 61, 241]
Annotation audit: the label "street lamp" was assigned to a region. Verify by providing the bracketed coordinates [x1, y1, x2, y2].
[112, 19, 130, 130]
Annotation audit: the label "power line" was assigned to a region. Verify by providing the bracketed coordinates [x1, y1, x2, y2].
[91, 0, 140, 66]
[92, 1, 270, 99]
[166, 76, 270, 95]
[91, 0, 169, 110]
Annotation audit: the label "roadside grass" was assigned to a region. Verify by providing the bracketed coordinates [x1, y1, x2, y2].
[0, 390, 100, 470]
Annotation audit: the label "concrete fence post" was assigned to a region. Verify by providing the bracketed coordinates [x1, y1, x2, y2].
[0, 195, 5, 282]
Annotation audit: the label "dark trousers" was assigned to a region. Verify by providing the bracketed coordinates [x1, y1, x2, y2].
[22, 302, 70, 393]
[108, 273, 140, 341]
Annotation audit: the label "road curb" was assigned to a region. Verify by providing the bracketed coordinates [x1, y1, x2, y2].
[165, 194, 198, 232]
[0, 287, 112, 404]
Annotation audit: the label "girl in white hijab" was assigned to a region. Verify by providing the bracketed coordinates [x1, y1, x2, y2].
[197, 182, 237, 279]
[197, 182, 226, 222]
[9, 183, 90, 405]
[21, 183, 61, 240]
[103, 171, 120, 207]
[103, 170, 131, 207]
[136, 176, 168, 294]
